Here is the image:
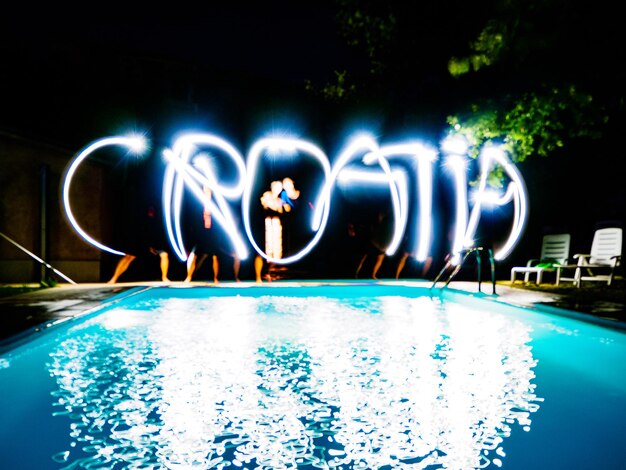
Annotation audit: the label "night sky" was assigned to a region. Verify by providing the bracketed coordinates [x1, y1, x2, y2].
[2, 3, 347, 75]
[0, 2, 361, 148]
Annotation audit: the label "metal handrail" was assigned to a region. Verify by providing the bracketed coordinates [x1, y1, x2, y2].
[0, 231, 76, 284]
[431, 246, 496, 294]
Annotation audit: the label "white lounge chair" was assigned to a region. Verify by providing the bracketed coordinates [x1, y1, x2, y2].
[556, 227, 622, 287]
[511, 233, 571, 285]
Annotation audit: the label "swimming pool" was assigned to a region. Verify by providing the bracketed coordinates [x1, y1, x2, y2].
[0, 282, 624, 469]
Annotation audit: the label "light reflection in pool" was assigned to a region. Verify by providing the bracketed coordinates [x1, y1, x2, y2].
[46, 293, 540, 469]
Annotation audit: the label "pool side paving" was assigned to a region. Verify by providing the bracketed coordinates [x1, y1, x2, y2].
[1, 280, 625, 351]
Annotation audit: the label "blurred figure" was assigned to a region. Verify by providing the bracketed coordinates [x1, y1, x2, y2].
[260, 180, 285, 260]
[185, 244, 240, 283]
[354, 210, 390, 280]
[185, 248, 218, 283]
[393, 231, 433, 280]
[394, 250, 433, 280]
[107, 204, 171, 283]
[280, 177, 300, 212]
[185, 185, 239, 283]
[260, 180, 286, 213]
[146, 204, 171, 283]
[256, 177, 300, 281]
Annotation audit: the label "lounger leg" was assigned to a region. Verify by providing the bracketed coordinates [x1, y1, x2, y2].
[489, 248, 495, 295]
[476, 250, 482, 292]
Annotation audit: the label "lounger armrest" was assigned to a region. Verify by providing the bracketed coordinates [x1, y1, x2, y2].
[573, 253, 591, 265]
[555, 263, 578, 270]
[610, 254, 621, 267]
[526, 258, 539, 267]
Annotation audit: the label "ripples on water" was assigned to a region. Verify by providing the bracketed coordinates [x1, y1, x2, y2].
[47, 295, 540, 469]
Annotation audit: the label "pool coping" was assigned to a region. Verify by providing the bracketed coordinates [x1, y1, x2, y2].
[0, 285, 152, 354]
[1, 280, 624, 355]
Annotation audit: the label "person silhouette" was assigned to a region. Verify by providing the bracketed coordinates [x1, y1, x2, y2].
[184, 185, 240, 283]
[354, 210, 390, 280]
[256, 178, 301, 281]
[107, 203, 171, 283]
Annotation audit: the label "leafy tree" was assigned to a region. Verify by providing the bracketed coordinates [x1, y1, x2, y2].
[447, 85, 604, 163]
[317, 0, 623, 165]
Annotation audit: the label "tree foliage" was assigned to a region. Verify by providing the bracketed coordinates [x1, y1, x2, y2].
[321, 0, 623, 164]
[446, 85, 604, 163]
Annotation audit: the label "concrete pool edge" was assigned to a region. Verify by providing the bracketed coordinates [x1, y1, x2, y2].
[440, 285, 626, 332]
[1, 280, 624, 354]
[0, 285, 152, 354]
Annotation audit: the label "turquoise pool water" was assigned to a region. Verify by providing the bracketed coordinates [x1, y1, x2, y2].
[0, 283, 625, 469]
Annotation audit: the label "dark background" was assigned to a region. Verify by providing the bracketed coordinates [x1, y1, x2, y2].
[1, 2, 623, 282]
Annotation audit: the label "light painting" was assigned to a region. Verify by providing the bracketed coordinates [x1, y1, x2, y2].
[61, 130, 529, 266]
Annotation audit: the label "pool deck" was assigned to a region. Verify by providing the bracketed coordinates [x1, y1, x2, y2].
[1, 280, 625, 351]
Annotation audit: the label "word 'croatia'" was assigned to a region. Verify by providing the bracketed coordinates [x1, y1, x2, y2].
[62, 132, 527, 265]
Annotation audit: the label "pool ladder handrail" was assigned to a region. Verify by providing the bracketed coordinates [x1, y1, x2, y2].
[0, 231, 76, 285]
[430, 246, 496, 295]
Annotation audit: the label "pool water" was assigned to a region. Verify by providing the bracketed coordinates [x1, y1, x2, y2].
[1, 283, 625, 469]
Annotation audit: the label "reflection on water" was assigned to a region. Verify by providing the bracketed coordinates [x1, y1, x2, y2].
[47, 295, 541, 469]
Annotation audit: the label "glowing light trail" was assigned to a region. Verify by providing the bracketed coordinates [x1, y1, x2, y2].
[463, 145, 528, 260]
[311, 133, 379, 234]
[442, 135, 470, 265]
[337, 167, 409, 256]
[62, 131, 529, 266]
[162, 133, 248, 261]
[365, 142, 438, 260]
[242, 137, 331, 264]
[62, 135, 147, 256]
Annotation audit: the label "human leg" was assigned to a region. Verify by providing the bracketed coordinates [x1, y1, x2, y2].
[395, 252, 410, 279]
[159, 251, 170, 282]
[107, 254, 136, 284]
[212, 255, 219, 283]
[355, 254, 367, 278]
[420, 256, 433, 278]
[372, 253, 385, 280]
[255, 255, 264, 282]
[185, 251, 208, 282]
[233, 256, 241, 282]
[184, 252, 196, 283]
